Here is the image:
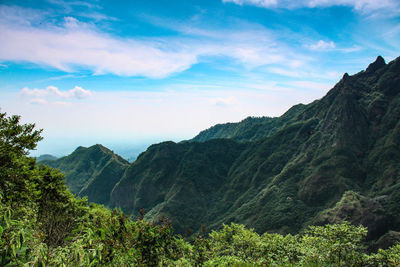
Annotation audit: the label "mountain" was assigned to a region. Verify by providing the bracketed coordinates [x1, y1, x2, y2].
[190, 103, 306, 143]
[111, 139, 246, 234]
[36, 154, 58, 162]
[109, 56, 400, 239]
[44, 56, 400, 247]
[41, 144, 129, 205]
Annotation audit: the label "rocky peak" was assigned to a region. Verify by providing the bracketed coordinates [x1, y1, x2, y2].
[366, 56, 386, 73]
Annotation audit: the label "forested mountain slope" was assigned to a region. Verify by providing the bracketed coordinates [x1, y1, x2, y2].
[42, 144, 129, 205]
[111, 139, 246, 234]
[36, 154, 58, 162]
[44, 56, 400, 247]
[190, 103, 306, 143]
[109, 56, 400, 240]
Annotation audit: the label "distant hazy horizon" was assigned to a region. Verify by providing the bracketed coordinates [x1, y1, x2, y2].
[31, 135, 187, 161]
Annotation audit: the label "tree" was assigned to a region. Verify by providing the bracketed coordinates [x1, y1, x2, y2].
[0, 111, 42, 205]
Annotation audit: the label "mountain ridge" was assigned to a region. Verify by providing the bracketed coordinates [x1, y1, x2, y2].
[41, 144, 129, 205]
[190, 103, 307, 143]
[42, 56, 400, 248]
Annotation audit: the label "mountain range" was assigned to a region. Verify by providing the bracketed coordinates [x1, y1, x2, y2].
[41, 56, 400, 247]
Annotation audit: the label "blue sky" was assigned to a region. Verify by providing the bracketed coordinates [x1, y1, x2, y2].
[0, 0, 399, 158]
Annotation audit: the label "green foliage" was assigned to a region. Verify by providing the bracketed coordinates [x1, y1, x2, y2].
[0, 111, 42, 206]
[299, 222, 368, 266]
[371, 244, 400, 266]
[35, 166, 89, 247]
[0, 200, 37, 266]
[207, 223, 266, 264]
[0, 112, 42, 156]
[165, 222, 399, 267]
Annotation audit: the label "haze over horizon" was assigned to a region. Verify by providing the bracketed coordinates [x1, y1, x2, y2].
[1, 0, 399, 157]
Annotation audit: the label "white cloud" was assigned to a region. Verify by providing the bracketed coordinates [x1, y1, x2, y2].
[307, 40, 336, 51]
[143, 15, 311, 70]
[0, 4, 48, 27]
[305, 40, 363, 53]
[69, 86, 92, 99]
[0, 9, 198, 78]
[222, 0, 278, 8]
[47, 0, 100, 12]
[0, 5, 309, 78]
[21, 86, 92, 103]
[222, 0, 400, 13]
[307, 0, 398, 12]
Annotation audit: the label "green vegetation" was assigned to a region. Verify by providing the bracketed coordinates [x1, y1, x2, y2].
[36, 154, 58, 162]
[190, 103, 307, 143]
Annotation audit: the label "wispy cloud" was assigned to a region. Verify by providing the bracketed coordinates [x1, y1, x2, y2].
[307, 0, 399, 13]
[33, 74, 86, 83]
[222, 0, 278, 8]
[307, 40, 336, 51]
[304, 40, 362, 53]
[21, 85, 92, 104]
[0, 7, 198, 78]
[222, 0, 400, 14]
[77, 12, 118, 22]
[0, 5, 309, 78]
[268, 66, 342, 80]
[0, 4, 48, 26]
[46, 0, 101, 12]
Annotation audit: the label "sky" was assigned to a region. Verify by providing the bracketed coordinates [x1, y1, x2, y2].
[0, 0, 399, 159]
